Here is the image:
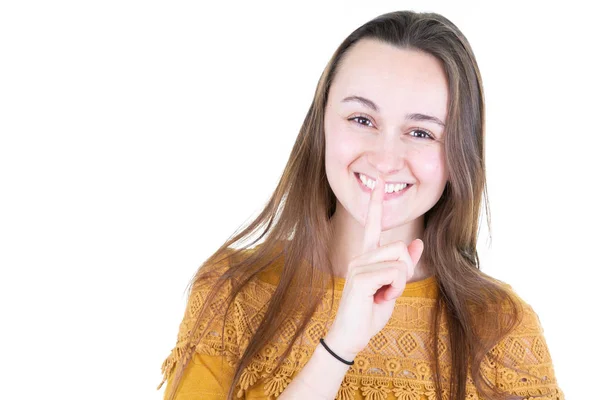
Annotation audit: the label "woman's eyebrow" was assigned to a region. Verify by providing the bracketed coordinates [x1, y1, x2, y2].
[407, 113, 446, 127]
[342, 95, 380, 112]
[341, 95, 446, 127]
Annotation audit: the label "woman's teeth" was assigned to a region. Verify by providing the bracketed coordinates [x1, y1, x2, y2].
[358, 173, 409, 193]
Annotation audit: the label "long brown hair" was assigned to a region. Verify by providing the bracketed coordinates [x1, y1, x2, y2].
[164, 11, 522, 400]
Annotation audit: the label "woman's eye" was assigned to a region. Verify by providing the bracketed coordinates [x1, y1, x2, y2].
[348, 116, 374, 128]
[410, 129, 434, 140]
[347, 117, 434, 140]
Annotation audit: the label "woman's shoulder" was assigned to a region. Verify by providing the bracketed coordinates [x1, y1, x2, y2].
[158, 245, 271, 387]
[188, 243, 281, 313]
[449, 275, 564, 398]
[482, 278, 563, 398]
[491, 277, 545, 331]
[192, 244, 272, 287]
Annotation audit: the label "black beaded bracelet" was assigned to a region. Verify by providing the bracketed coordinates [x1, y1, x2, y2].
[319, 338, 354, 365]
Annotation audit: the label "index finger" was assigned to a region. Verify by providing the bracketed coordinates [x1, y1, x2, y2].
[362, 174, 384, 253]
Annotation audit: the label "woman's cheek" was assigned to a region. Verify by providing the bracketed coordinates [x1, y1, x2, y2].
[411, 148, 446, 180]
[329, 126, 360, 166]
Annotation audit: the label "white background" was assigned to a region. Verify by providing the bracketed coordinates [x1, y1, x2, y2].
[1, 1, 597, 399]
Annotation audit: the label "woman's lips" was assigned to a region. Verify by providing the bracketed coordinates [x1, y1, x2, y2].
[354, 172, 412, 200]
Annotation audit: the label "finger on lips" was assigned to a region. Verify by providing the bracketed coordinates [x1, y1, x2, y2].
[356, 172, 423, 298]
[362, 174, 384, 254]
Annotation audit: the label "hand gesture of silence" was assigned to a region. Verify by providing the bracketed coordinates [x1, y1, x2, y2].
[324, 174, 425, 361]
[279, 175, 426, 398]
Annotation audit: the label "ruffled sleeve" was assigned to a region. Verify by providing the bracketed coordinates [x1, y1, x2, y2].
[158, 251, 240, 400]
[484, 295, 564, 400]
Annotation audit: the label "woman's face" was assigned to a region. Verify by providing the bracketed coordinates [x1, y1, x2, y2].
[324, 38, 450, 231]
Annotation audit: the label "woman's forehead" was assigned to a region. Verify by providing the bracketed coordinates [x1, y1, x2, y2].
[330, 39, 449, 120]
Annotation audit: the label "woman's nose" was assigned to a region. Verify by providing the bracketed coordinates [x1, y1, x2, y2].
[367, 136, 406, 175]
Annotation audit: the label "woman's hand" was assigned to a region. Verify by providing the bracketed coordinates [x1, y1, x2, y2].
[324, 174, 425, 360]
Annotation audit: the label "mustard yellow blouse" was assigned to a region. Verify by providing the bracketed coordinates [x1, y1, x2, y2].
[158, 246, 563, 399]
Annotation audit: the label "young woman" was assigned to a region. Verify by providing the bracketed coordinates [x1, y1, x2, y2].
[158, 11, 563, 400]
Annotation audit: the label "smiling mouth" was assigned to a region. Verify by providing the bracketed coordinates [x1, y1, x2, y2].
[354, 172, 412, 194]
